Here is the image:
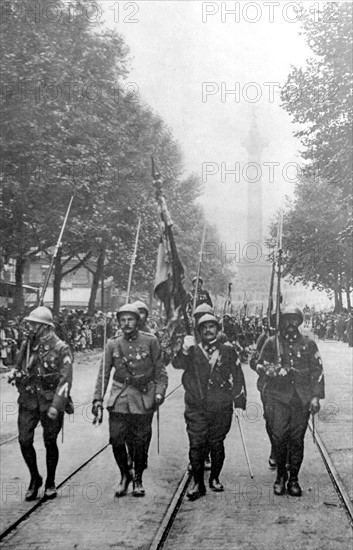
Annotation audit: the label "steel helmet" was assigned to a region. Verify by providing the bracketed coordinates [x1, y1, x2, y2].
[132, 300, 149, 316]
[280, 306, 304, 326]
[24, 306, 54, 327]
[116, 304, 140, 320]
[197, 314, 220, 330]
[193, 303, 214, 317]
[192, 276, 203, 285]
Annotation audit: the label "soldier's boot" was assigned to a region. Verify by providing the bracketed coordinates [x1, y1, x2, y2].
[287, 468, 302, 497]
[274, 467, 288, 496]
[20, 443, 43, 501]
[209, 445, 224, 492]
[44, 441, 59, 499]
[132, 445, 146, 497]
[268, 446, 277, 469]
[285, 445, 291, 471]
[187, 453, 206, 501]
[113, 444, 133, 497]
[187, 472, 206, 501]
[132, 474, 145, 497]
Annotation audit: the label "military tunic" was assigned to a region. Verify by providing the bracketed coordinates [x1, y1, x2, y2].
[173, 341, 246, 483]
[257, 332, 325, 477]
[13, 330, 73, 490]
[93, 330, 167, 413]
[93, 330, 168, 478]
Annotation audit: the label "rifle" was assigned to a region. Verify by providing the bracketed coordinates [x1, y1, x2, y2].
[192, 219, 207, 316]
[17, 197, 74, 372]
[126, 217, 141, 304]
[93, 315, 106, 426]
[39, 195, 74, 306]
[274, 210, 283, 362]
[223, 282, 233, 316]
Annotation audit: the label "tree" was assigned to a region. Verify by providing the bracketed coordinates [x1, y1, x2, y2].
[281, 3, 353, 196]
[272, 179, 352, 311]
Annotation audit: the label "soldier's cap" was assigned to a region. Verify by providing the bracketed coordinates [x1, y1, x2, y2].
[280, 306, 304, 326]
[132, 300, 149, 315]
[193, 303, 214, 317]
[24, 306, 55, 328]
[192, 276, 203, 285]
[197, 314, 220, 330]
[116, 304, 140, 320]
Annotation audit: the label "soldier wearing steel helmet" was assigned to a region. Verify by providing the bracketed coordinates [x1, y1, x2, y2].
[10, 306, 73, 501]
[256, 305, 325, 497]
[172, 314, 246, 501]
[92, 304, 168, 498]
[132, 300, 155, 334]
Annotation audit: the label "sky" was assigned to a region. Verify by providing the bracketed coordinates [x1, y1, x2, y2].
[99, 0, 314, 245]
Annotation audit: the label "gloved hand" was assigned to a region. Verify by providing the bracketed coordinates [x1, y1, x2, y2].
[182, 335, 196, 355]
[261, 361, 280, 377]
[310, 397, 320, 414]
[47, 406, 58, 420]
[155, 393, 164, 407]
[92, 400, 103, 424]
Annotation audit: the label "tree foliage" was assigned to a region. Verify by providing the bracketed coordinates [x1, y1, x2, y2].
[281, 2, 353, 196]
[279, 2, 352, 310]
[0, 0, 231, 313]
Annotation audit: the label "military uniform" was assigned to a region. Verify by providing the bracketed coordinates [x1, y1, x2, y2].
[14, 330, 72, 497]
[173, 339, 246, 494]
[93, 330, 168, 486]
[257, 332, 324, 486]
[187, 288, 213, 310]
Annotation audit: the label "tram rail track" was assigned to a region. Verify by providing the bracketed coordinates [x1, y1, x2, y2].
[0, 423, 351, 548]
[147, 425, 353, 550]
[0, 443, 109, 542]
[308, 419, 353, 526]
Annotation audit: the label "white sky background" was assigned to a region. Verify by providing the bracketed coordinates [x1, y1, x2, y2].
[99, 1, 315, 245]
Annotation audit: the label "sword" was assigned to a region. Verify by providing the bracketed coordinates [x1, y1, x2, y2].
[235, 411, 253, 478]
[157, 407, 160, 454]
[312, 411, 316, 444]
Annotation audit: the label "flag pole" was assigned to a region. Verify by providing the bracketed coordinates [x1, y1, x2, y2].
[192, 219, 207, 315]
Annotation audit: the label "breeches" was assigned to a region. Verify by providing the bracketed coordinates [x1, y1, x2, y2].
[18, 405, 63, 446]
[185, 404, 233, 479]
[264, 393, 310, 475]
[185, 405, 233, 449]
[109, 412, 153, 449]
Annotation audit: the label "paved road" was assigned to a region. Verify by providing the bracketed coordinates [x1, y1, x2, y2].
[0, 338, 352, 549]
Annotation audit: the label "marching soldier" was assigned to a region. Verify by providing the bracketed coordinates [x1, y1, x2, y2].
[187, 276, 213, 312]
[132, 300, 155, 334]
[256, 306, 325, 496]
[172, 314, 246, 501]
[10, 306, 73, 501]
[92, 304, 168, 497]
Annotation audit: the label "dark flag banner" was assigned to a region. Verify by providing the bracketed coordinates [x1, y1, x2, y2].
[154, 223, 186, 320]
[152, 157, 190, 363]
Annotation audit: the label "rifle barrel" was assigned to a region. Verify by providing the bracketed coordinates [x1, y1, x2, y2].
[39, 195, 74, 305]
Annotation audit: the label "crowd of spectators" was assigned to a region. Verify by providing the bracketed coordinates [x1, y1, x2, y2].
[1, 305, 352, 370]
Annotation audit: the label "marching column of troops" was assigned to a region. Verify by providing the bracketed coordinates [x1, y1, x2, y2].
[9, 275, 325, 504]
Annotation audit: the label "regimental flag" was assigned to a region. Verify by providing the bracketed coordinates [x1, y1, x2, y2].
[154, 222, 187, 321]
